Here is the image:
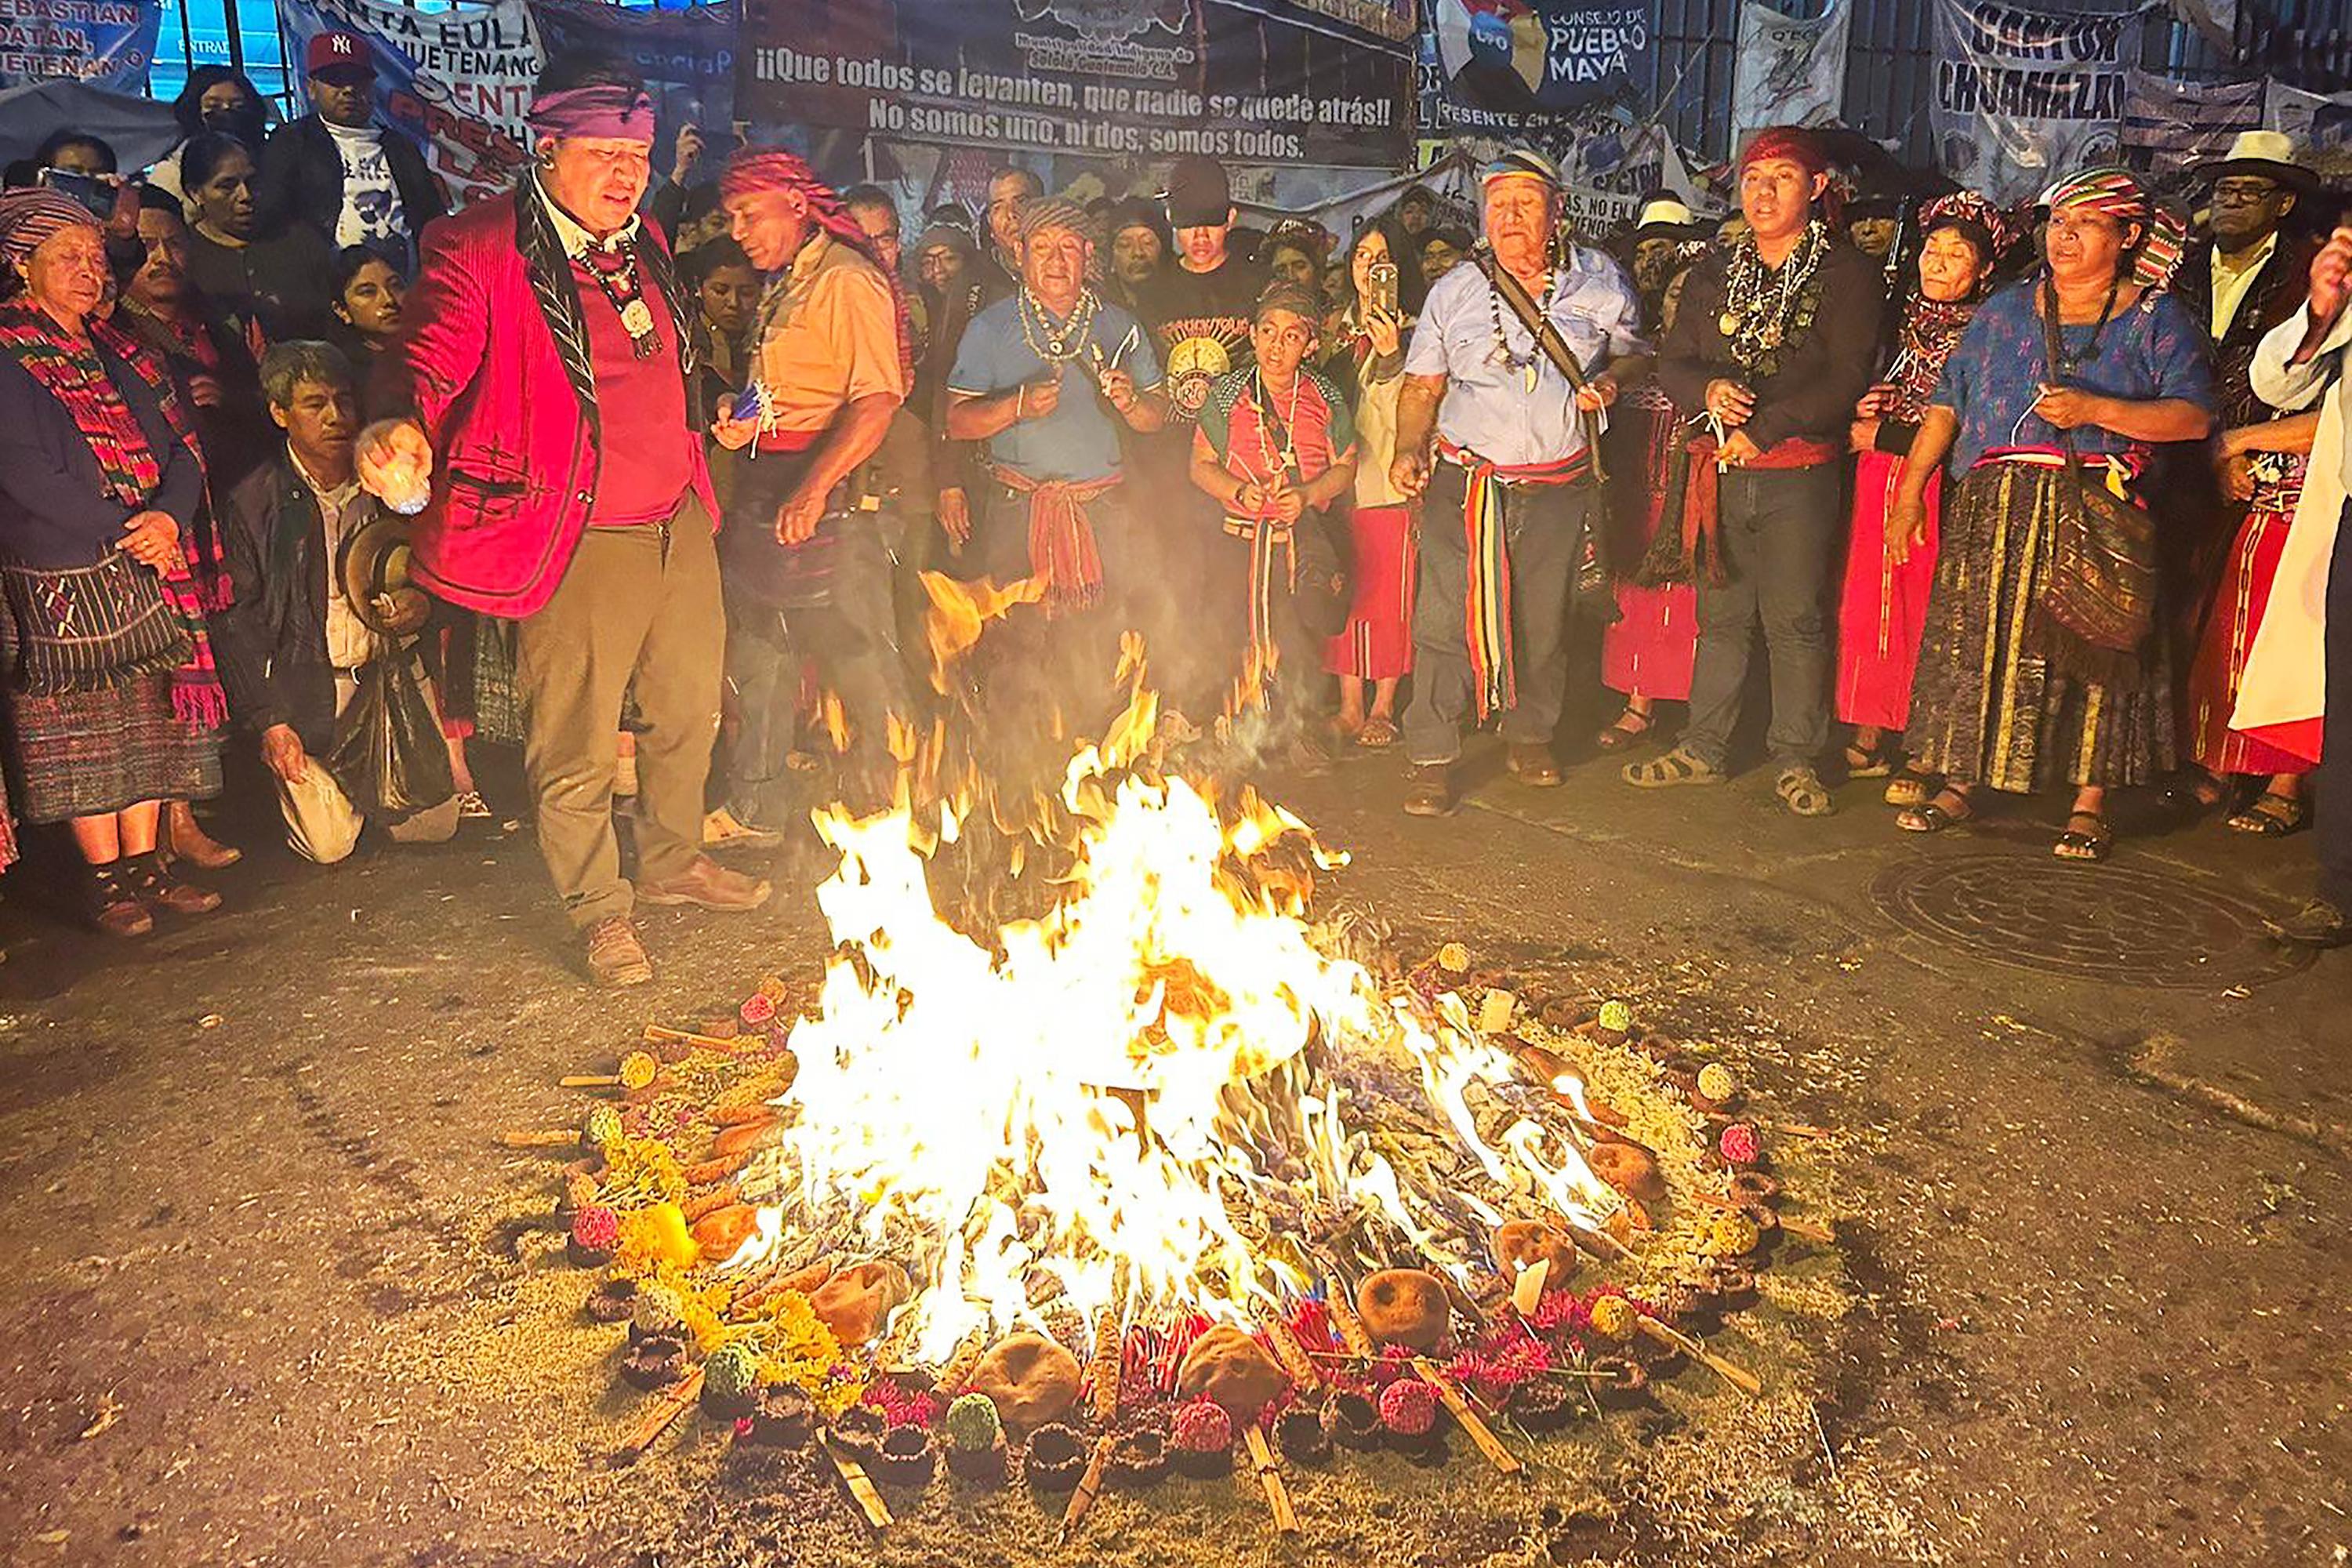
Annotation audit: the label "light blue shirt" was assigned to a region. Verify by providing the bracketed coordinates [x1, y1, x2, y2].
[1403, 245, 1650, 467]
[949, 296, 1161, 484]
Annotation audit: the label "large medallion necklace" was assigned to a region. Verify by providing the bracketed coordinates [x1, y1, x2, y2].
[1718, 221, 1828, 369]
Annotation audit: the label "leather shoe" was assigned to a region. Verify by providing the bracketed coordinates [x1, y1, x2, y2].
[586, 916, 655, 987]
[1505, 742, 1563, 787]
[167, 798, 241, 869]
[1403, 763, 1455, 818]
[702, 807, 785, 852]
[637, 855, 773, 912]
[125, 851, 222, 915]
[2267, 897, 2350, 949]
[85, 865, 153, 938]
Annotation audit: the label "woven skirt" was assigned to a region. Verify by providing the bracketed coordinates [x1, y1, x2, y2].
[3, 670, 221, 823]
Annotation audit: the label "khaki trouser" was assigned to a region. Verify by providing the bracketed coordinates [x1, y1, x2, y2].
[514, 495, 723, 929]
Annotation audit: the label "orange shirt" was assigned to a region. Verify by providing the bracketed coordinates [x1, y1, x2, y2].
[750, 231, 906, 440]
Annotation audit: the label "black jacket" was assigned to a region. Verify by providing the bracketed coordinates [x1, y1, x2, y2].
[255, 114, 446, 252]
[1658, 238, 1888, 450]
[212, 452, 354, 747]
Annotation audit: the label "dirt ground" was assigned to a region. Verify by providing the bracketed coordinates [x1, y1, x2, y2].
[2, 729, 2348, 1568]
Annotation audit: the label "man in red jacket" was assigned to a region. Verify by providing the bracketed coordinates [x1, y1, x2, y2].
[358, 56, 768, 987]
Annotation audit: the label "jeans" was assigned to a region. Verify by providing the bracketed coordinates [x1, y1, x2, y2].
[1403, 464, 1592, 766]
[1681, 463, 1842, 772]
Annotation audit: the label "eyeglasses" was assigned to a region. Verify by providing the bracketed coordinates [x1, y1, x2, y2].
[2211, 180, 2282, 205]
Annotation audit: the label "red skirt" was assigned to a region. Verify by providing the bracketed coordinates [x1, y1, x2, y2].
[1324, 503, 1414, 680]
[1601, 580, 1696, 702]
[1835, 448, 1941, 731]
[2184, 494, 2312, 777]
[1599, 392, 1697, 702]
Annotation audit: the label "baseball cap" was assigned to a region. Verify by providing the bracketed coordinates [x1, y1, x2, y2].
[1164, 154, 1232, 229]
[306, 31, 374, 82]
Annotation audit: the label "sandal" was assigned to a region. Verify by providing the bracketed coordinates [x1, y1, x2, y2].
[1842, 737, 1894, 779]
[2053, 811, 2113, 863]
[2227, 793, 2308, 837]
[1595, 706, 1653, 751]
[1896, 786, 1975, 834]
[1775, 764, 1835, 817]
[1622, 746, 1723, 789]
[1357, 715, 1398, 750]
[2159, 772, 2227, 817]
[1883, 768, 1936, 810]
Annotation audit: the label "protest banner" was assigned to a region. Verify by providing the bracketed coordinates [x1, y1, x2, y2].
[2121, 70, 2261, 174]
[738, 0, 1411, 169]
[1423, 0, 1650, 133]
[2266, 80, 2352, 158]
[1930, 0, 2137, 204]
[1730, 0, 1849, 143]
[0, 0, 161, 89]
[276, 0, 542, 209]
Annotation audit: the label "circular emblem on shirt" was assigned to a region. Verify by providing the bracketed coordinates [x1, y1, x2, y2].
[1166, 336, 1233, 415]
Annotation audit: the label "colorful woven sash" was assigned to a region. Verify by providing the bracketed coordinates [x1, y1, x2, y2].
[1437, 438, 1591, 719]
[987, 464, 1120, 615]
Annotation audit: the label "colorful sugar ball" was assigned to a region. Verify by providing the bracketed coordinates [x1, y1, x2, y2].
[571, 1203, 619, 1251]
[1171, 1398, 1234, 1454]
[1378, 1379, 1438, 1437]
[740, 991, 776, 1027]
[619, 1051, 660, 1091]
[942, 1392, 1001, 1451]
[1718, 1121, 1762, 1167]
[1596, 1000, 1632, 1034]
[1708, 1214, 1762, 1258]
[703, 1341, 760, 1399]
[581, 1104, 624, 1149]
[1436, 942, 1471, 974]
[633, 1282, 684, 1338]
[1588, 1294, 1638, 1342]
[1696, 1062, 1739, 1102]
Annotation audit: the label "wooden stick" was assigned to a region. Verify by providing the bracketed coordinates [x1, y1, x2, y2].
[1323, 1278, 1375, 1359]
[1260, 1308, 1324, 1394]
[824, 1441, 893, 1530]
[1056, 1433, 1118, 1545]
[1567, 1221, 1634, 1261]
[1635, 1317, 1762, 1397]
[1411, 1357, 1523, 1475]
[495, 1129, 575, 1149]
[1476, 988, 1518, 1034]
[644, 1024, 750, 1052]
[1243, 1424, 1300, 1533]
[609, 1369, 703, 1467]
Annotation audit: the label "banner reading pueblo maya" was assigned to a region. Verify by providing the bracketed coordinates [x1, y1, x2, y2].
[1422, 0, 1651, 132]
[737, 0, 1414, 168]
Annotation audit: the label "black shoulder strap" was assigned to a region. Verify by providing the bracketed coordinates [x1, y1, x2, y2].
[1471, 244, 1607, 481]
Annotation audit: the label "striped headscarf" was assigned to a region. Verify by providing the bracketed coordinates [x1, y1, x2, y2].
[721, 148, 913, 390]
[2042, 167, 2188, 291]
[1917, 190, 2018, 270]
[1016, 195, 1098, 250]
[0, 188, 100, 271]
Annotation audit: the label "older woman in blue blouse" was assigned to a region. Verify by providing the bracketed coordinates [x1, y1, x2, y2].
[1886, 169, 2215, 862]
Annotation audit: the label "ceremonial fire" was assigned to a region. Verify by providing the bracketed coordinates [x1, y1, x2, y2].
[725, 675, 1620, 1365]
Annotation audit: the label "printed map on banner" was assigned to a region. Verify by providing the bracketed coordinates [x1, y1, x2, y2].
[0, 0, 161, 89]
[2122, 70, 2261, 173]
[1424, 0, 1650, 132]
[275, 0, 542, 209]
[738, 0, 1411, 168]
[1731, 0, 1849, 142]
[1930, 0, 2136, 204]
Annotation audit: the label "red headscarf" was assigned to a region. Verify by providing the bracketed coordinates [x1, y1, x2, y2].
[1738, 126, 1842, 227]
[721, 149, 913, 390]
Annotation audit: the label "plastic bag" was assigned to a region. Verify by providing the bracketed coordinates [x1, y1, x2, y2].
[325, 648, 455, 815]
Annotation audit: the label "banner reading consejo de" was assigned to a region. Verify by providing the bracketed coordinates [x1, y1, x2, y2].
[1422, 0, 1650, 133]
[737, 0, 1413, 169]
[277, 0, 540, 208]
[0, 0, 162, 89]
[1931, 0, 2136, 205]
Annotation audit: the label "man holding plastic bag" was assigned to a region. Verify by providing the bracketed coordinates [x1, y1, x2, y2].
[213, 341, 459, 862]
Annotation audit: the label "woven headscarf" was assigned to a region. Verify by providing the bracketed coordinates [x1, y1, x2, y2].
[2042, 167, 2188, 291]
[722, 148, 914, 390]
[0, 188, 100, 271]
[1016, 195, 1099, 251]
[525, 84, 655, 146]
[1916, 190, 2017, 271]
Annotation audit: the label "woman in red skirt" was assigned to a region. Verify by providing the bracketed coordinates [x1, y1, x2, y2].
[1834, 193, 2010, 805]
[2178, 414, 2321, 833]
[1322, 215, 1425, 747]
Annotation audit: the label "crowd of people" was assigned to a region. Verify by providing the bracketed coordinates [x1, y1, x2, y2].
[0, 38, 2345, 978]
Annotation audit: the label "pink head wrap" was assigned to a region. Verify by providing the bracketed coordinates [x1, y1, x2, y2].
[526, 84, 656, 145]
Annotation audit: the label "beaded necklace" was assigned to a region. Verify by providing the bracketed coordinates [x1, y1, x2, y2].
[1717, 220, 1828, 379]
[580, 235, 659, 360]
[1486, 260, 1560, 392]
[1016, 286, 1100, 365]
[1250, 366, 1304, 489]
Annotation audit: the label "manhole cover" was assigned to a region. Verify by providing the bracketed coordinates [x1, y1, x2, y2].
[1869, 852, 2312, 989]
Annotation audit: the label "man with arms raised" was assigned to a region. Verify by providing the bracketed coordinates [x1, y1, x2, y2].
[358, 56, 768, 987]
